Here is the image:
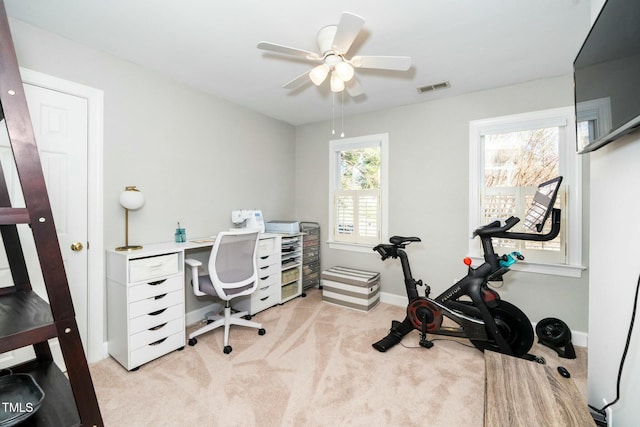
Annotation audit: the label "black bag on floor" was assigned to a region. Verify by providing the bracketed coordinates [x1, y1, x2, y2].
[536, 317, 576, 359]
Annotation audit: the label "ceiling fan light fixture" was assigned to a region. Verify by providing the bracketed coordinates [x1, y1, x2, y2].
[257, 12, 412, 98]
[309, 63, 330, 86]
[334, 61, 354, 82]
[330, 71, 345, 92]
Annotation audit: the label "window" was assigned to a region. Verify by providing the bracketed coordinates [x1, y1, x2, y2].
[469, 107, 583, 277]
[328, 133, 388, 251]
[575, 97, 612, 152]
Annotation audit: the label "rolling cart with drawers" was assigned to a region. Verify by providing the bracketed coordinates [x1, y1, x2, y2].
[106, 247, 186, 371]
[300, 222, 321, 291]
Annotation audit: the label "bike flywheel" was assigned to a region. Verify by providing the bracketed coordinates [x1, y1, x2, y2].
[407, 298, 443, 332]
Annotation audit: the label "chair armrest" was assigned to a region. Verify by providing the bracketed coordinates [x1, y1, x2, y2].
[185, 258, 202, 268]
[185, 258, 205, 296]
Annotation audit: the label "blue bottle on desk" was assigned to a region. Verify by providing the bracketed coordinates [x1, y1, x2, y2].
[175, 223, 186, 243]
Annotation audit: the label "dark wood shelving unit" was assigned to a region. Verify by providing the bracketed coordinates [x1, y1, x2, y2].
[0, 1, 103, 425]
[0, 291, 56, 349]
[9, 360, 81, 426]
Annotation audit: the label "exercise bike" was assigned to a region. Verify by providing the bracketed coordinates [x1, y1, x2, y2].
[372, 177, 563, 362]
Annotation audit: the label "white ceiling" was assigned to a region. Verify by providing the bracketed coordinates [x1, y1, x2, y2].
[5, 0, 592, 126]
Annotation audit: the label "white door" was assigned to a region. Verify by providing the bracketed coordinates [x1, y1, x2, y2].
[0, 83, 88, 370]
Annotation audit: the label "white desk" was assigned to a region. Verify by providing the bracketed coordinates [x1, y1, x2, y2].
[105, 233, 285, 370]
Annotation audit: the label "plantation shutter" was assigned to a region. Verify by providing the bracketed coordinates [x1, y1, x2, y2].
[334, 189, 380, 244]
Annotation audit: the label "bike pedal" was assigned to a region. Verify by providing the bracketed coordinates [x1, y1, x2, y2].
[419, 339, 434, 349]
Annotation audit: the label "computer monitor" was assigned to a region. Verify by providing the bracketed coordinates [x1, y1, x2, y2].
[522, 176, 563, 232]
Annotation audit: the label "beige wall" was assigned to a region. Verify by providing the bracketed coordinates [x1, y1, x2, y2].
[294, 75, 590, 332]
[8, 18, 296, 315]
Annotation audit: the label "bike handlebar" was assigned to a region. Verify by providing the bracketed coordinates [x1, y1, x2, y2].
[473, 208, 561, 242]
[473, 216, 520, 237]
[374, 209, 561, 262]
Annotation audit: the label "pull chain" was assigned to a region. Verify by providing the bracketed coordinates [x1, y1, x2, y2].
[331, 92, 336, 135]
[340, 90, 345, 138]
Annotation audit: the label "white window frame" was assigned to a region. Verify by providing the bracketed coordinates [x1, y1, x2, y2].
[328, 133, 389, 253]
[469, 107, 585, 277]
[576, 97, 612, 152]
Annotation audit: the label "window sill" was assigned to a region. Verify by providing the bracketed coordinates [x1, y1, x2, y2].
[469, 256, 586, 278]
[328, 241, 376, 254]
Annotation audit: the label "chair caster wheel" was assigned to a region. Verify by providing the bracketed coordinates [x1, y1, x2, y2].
[223, 345, 232, 354]
[258, 328, 266, 335]
[245, 315, 252, 320]
[188, 338, 197, 346]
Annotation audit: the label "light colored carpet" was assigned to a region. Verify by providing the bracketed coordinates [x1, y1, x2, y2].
[89, 288, 587, 426]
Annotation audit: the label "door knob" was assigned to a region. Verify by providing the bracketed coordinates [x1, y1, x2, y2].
[71, 242, 84, 252]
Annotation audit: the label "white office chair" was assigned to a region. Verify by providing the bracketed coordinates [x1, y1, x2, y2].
[185, 229, 266, 354]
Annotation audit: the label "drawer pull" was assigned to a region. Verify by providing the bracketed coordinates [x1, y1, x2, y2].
[260, 265, 269, 270]
[154, 293, 168, 300]
[259, 286, 269, 291]
[148, 279, 167, 286]
[260, 296, 269, 301]
[149, 323, 167, 331]
[260, 276, 269, 281]
[149, 308, 167, 316]
[260, 255, 269, 260]
[149, 337, 168, 346]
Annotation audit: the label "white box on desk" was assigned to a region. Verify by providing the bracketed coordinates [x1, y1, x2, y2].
[265, 220, 300, 234]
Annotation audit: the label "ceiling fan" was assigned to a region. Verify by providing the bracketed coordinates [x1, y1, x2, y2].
[257, 12, 412, 97]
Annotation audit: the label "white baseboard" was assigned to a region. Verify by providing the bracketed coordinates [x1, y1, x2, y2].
[380, 292, 408, 307]
[379, 291, 588, 348]
[94, 342, 109, 364]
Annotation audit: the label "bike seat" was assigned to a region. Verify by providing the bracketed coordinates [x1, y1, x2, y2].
[389, 236, 421, 246]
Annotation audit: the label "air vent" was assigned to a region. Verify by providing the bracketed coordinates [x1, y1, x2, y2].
[417, 81, 451, 94]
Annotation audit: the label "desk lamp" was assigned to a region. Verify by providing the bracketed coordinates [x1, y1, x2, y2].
[115, 186, 145, 251]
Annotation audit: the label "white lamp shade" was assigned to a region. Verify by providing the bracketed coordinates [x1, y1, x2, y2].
[330, 71, 345, 92]
[309, 64, 330, 86]
[334, 62, 354, 82]
[119, 186, 145, 210]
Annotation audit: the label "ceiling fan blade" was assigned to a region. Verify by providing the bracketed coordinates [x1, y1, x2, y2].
[346, 77, 364, 97]
[350, 55, 412, 71]
[257, 42, 321, 61]
[331, 12, 365, 55]
[283, 70, 311, 89]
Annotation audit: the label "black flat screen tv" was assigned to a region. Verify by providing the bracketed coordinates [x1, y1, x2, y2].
[574, 0, 640, 153]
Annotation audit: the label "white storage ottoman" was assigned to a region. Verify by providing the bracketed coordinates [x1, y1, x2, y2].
[321, 266, 380, 312]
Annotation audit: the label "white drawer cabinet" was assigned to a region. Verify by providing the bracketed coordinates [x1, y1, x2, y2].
[232, 234, 281, 315]
[129, 253, 179, 282]
[107, 249, 186, 371]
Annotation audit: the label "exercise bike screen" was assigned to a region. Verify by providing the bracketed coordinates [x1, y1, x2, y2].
[522, 176, 563, 232]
